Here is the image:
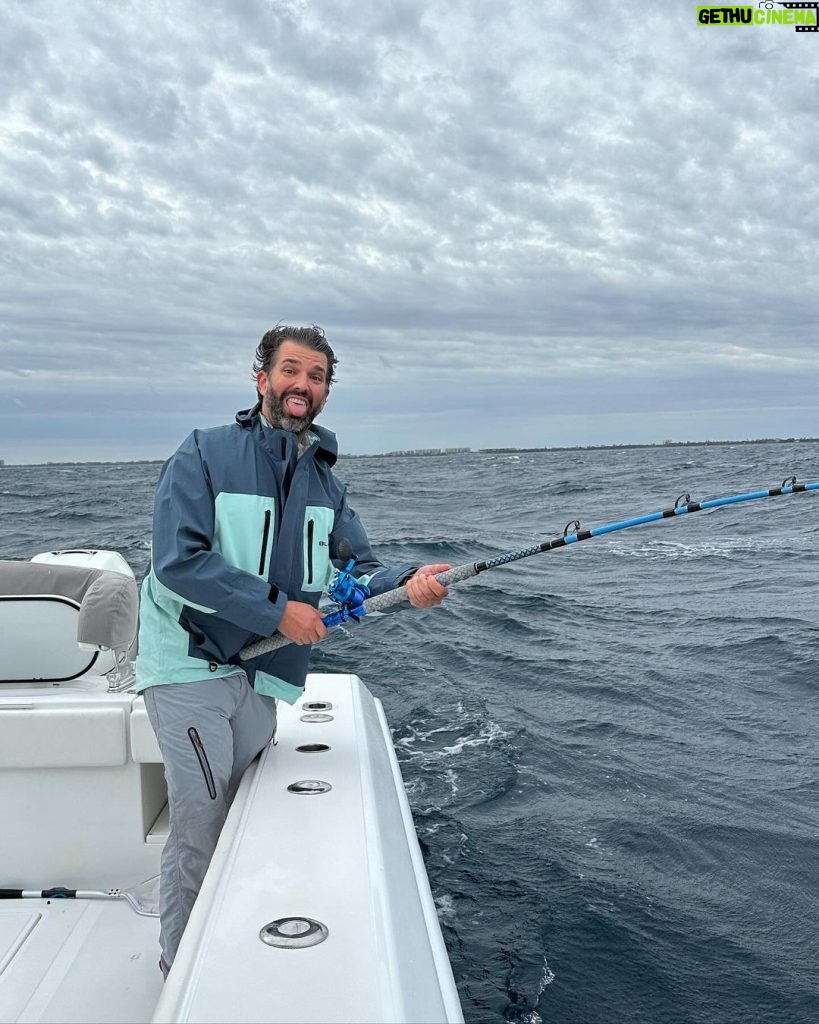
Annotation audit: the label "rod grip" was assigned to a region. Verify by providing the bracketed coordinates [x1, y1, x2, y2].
[240, 562, 478, 661]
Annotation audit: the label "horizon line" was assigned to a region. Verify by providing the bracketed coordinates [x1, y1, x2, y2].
[3, 435, 818, 467]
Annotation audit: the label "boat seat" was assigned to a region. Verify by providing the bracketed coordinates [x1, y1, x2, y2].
[0, 551, 167, 888]
[0, 552, 138, 683]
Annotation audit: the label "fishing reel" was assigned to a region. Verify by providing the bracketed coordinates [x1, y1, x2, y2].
[322, 559, 370, 628]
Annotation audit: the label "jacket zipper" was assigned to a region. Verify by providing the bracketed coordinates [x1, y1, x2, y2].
[258, 510, 272, 575]
[187, 727, 217, 800]
[307, 518, 314, 585]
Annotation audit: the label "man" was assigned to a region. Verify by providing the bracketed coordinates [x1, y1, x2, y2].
[135, 325, 449, 976]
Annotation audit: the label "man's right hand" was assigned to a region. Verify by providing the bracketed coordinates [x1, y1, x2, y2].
[277, 600, 329, 646]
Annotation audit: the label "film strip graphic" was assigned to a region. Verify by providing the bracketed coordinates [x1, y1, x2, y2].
[775, 1, 819, 31]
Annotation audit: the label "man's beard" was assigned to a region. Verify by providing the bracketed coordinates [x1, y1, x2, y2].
[262, 387, 320, 434]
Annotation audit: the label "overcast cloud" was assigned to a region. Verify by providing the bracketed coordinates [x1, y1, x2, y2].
[1, 0, 817, 462]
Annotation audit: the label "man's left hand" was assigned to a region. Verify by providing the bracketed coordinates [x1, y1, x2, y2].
[405, 564, 452, 608]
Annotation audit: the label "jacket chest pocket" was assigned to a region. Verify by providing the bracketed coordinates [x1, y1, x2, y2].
[214, 493, 277, 577]
[302, 506, 334, 593]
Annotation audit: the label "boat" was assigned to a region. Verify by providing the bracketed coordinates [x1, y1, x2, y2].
[0, 549, 464, 1024]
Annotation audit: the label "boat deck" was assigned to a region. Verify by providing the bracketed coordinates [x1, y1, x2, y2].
[0, 901, 161, 1023]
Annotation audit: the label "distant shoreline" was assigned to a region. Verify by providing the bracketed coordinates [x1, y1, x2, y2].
[344, 437, 819, 458]
[3, 436, 818, 467]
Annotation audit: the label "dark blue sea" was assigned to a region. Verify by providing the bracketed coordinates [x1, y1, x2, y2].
[2, 442, 818, 1024]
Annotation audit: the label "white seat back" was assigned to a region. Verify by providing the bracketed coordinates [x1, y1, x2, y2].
[0, 551, 137, 683]
[0, 596, 98, 681]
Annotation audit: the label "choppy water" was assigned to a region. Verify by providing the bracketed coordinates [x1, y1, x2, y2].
[2, 442, 818, 1024]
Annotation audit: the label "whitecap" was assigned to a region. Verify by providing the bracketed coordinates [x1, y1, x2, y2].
[434, 893, 456, 923]
[537, 956, 556, 994]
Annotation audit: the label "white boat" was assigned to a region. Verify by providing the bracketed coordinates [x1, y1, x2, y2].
[0, 550, 464, 1024]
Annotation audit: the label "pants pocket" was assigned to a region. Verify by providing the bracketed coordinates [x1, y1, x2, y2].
[187, 727, 217, 800]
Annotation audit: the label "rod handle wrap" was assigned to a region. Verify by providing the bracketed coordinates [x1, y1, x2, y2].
[240, 562, 478, 661]
[365, 562, 478, 612]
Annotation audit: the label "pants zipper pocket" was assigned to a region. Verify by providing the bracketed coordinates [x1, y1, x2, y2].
[307, 518, 314, 585]
[187, 727, 217, 800]
[258, 510, 272, 575]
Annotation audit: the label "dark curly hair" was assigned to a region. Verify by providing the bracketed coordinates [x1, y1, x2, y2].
[252, 324, 338, 400]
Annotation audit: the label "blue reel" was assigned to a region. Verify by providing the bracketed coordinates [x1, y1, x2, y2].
[322, 559, 370, 628]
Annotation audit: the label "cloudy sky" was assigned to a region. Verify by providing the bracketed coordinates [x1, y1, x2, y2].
[1, 0, 817, 463]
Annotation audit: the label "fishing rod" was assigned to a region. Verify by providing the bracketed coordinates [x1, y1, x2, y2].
[239, 477, 818, 662]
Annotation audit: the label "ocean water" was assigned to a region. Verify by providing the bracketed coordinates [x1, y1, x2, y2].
[2, 442, 818, 1024]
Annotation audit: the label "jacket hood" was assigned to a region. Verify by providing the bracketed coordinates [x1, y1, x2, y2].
[235, 404, 338, 466]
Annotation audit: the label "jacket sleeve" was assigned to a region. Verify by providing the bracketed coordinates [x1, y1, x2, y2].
[151, 432, 286, 636]
[330, 484, 418, 597]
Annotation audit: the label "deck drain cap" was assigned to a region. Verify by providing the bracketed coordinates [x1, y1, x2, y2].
[296, 743, 330, 753]
[287, 780, 332, 795]
[303, 700, 333, 711]
[260, 917, 329, 948]
[300, 712, 334, 723]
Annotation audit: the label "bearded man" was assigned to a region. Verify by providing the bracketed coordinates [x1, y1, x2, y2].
[136, 325, 449, 976]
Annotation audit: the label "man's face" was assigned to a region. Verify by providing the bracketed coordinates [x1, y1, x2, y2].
[257, 340, 330, 435]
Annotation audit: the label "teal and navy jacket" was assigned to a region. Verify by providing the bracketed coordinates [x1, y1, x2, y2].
[135, 407, 417, 703]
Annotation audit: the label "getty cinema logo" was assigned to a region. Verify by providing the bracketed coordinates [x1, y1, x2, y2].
[697, 1, 819, 30]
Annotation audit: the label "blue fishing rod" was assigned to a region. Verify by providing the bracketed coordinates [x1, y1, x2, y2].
[239, 477, 818, 661]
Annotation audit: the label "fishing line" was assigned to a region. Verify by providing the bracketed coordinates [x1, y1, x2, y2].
[240, 478, 818, 661]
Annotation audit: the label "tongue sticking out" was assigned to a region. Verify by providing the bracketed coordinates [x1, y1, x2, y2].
[285, 395, 309, 418]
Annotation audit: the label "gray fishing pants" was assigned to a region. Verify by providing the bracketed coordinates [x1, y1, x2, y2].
[143, 670, 277, 974]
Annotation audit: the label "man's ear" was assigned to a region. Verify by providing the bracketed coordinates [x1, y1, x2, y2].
[256, 370, 268, 396]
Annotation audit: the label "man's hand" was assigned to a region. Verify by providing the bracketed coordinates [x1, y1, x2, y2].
[405, 564, 452, 608]
[278, 600, 329, 645]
